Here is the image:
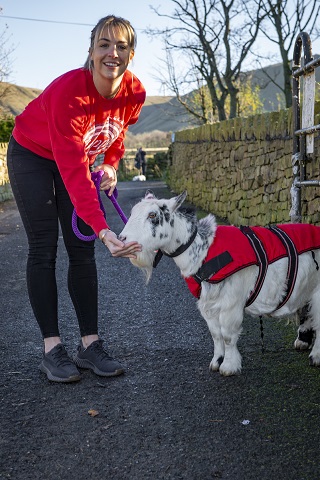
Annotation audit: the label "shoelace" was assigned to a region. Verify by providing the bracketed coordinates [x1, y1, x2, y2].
[52, 346, 74, 367]
[91, 341, 113, 361]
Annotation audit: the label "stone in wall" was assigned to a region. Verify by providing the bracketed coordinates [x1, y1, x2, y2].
[168, 105, 320, 226]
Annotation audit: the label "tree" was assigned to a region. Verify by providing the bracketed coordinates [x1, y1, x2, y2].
[0, 114, 14, 141]
[0, 9, 14, 107]
[147, 0, 268, 122]
[236, 75, 264, 116]
[252, 0, 320, 108]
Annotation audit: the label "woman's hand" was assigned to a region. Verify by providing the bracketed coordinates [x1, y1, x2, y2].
[99, 229, 142, 258]
[94, 164, 117, 196]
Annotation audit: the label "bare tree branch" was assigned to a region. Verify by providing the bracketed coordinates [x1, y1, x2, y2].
[0, 9, 15, 108]
[146, 0, 267, 121]
[254, 0, 320, 107]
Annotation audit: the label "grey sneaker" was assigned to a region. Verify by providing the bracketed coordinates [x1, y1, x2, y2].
[40, 344, 81, 383]
[74, 339, 124, 377]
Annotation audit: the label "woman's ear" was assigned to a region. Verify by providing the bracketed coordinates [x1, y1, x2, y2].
[129, 49, 135, 62]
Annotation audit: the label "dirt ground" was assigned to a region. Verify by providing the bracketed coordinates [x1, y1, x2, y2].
[1, 180, 320, 480]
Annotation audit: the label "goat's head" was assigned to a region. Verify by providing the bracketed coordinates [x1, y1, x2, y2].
[119, 190, 188, 281]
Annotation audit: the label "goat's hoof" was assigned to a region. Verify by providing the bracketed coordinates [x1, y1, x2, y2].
[209, 362, 220, 372]
[295, 329, 313, 349]
[294, 338, 311, 350]
[219, 368, 239, 377]
[309, 355, 320, 367]
[209, 356, 224, 372]
[219, 363, 241, 376]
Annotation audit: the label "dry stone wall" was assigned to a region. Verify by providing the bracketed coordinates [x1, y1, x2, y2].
[168, 105, 320, 226]
[1, 104, 320, 227]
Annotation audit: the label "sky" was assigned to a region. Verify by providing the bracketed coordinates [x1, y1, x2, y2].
[0, 1, 319, 97]
[0, 0, 174, 95]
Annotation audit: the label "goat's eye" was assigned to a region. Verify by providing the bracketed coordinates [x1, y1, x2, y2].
[148, 212, 157, 219]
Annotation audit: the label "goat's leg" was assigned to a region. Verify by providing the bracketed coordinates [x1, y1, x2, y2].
[198, 300, 226, 371]
[218, 309, 243, 376]
[294, 304, 314, 350]
[209, 332, 225, 372]
[201, 316, 225, 371]
[308, 294, 320, 366]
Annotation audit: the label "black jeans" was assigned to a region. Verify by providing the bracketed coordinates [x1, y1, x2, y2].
[7, 137, 98, 339]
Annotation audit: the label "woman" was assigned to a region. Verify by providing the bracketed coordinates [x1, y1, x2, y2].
[7, 15, 145, 383]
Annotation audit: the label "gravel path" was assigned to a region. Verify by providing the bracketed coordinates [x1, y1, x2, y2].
[0, 181, 319, 480]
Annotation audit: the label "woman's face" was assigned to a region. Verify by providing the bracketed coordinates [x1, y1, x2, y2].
[90, 27, 134, 82]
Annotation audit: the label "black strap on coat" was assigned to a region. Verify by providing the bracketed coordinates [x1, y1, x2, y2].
[240, 226, 269, 307]
[193, 251, 233, 284]
[268, 225, 298, 310]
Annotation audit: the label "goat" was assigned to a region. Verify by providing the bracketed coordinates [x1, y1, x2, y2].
[119, 190, 320, 376]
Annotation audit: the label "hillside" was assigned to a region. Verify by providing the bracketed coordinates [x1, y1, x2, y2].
[129, 95, 197, 134]
[0, 59, 319, 134]
[0, 84, 196, 134]
[0, 83, 42, 116]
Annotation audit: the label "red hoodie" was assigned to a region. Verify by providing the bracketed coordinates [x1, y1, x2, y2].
[13, 68, 146, 235]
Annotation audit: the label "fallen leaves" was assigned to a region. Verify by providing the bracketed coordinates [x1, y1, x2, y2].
[88, 409, 99, 417]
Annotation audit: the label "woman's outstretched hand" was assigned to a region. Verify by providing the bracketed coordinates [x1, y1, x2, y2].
[99, 229, 141, 258]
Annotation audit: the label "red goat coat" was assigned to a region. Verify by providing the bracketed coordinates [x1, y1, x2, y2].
[185, 224, 320, 304]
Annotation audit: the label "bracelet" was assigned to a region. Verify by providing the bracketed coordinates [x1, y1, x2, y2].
[100, 229, 111, 243]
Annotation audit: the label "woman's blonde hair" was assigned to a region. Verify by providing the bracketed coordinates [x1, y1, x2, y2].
[84, 15, 136, 71]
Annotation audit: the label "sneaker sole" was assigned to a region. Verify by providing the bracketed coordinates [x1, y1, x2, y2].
[74, 357, 124, 377]
[40, 363, 82, 383]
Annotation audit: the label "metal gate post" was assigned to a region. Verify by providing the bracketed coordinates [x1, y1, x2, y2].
[290, 32, 320, 223]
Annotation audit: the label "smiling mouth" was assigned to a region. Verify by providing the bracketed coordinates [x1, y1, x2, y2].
[104, 62, 120, 67]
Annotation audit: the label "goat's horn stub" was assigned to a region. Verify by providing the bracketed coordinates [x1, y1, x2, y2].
[173, 190, 187, 210]
[145, 190, 156, 199]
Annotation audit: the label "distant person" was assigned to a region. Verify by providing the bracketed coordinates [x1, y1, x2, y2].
[135, 147, 147, 176]
[134, 148, 141, 170]
[7, 15, 145, 383]
[140, 148, 147, 176]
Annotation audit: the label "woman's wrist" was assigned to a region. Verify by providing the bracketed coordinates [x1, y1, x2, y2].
[103, 163, 117, 174]
[99, 228, 111, 243]
[109, 165, 117, 178]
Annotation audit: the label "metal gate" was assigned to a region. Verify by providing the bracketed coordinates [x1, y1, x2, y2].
[291, 32, 320, 223]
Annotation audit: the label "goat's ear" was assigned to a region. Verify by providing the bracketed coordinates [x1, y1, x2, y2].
[172, 190, 187, 211]
[145, 190, 156, 200]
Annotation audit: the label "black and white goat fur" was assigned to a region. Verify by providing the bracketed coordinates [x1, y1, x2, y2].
[119, 191, 320, 376]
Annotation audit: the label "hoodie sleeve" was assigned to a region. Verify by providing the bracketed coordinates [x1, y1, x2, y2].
[40, 79, 109, 235]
